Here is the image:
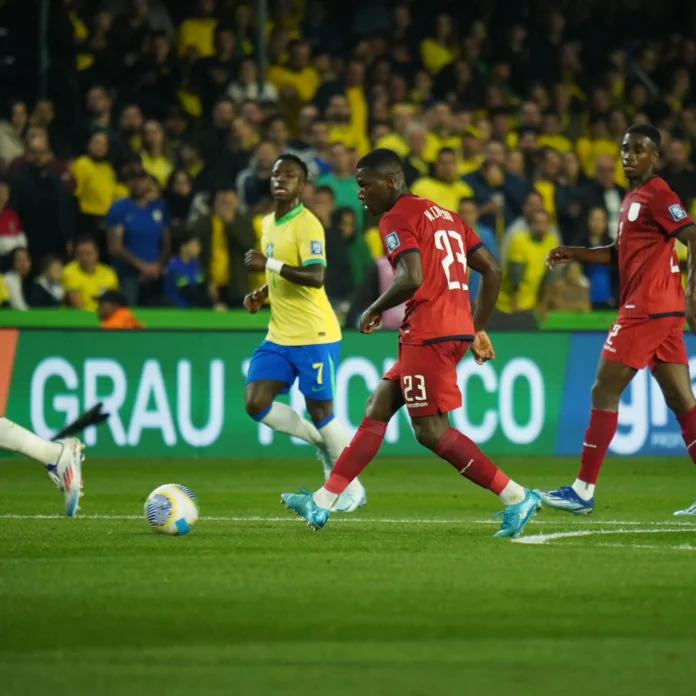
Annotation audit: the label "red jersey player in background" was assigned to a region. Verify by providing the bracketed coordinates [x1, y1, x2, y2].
[537, 124, 696, 517]
[281, 148, 542, 537]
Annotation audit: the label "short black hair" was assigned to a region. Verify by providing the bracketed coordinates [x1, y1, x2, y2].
[626, 123, 661, 148]
[41, 254, 61, 273]
[437, 147, 457, 159]
[356, 148, 405, 176]
[314, 185, 335, 198]
[275, 153, 309, 181]
[74, 235, 97, 248]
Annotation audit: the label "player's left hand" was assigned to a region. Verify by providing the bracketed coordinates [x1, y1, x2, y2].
[359, 308, 382, 334]
[245, 249, 267, 271]
[471, 331, 495, 365]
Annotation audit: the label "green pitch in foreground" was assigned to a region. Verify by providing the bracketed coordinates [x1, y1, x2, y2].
[1, 456, 695, 696]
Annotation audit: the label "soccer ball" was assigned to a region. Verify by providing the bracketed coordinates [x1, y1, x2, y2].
[144, 483, 199, 535]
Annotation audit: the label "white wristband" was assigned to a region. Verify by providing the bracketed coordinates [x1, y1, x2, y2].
[265, 258, 284, 274]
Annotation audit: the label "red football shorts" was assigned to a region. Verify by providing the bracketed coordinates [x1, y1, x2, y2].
[601, 316, 688, 371]
[383, 340, 470, 417]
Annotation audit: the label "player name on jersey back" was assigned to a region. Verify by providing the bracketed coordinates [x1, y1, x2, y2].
[379, 194, 484, 345]
[616, 176, 693, 321]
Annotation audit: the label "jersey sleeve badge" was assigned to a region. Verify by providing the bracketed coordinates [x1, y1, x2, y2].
[385, 231, 400, 251]
[310, 241, 323, 255]
[669, 204, 687, 221]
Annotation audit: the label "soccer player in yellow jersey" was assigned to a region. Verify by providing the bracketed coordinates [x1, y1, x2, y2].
[243, 154, 367, 512]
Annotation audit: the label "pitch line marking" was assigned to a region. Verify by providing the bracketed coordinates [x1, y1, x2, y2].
[512, 527, 696, 548]
[0, 513, 695, 528]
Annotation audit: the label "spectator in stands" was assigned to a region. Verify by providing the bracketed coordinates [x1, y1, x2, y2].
[164, 169, 193, 231]
[8, 133, 75, 266]
[412, 147, 474, 213]
[503, 191, 559, 260]
[81, 86, 116, 146]
[401, 123, 429, 187]
[267, 38, 320, 115]
[581, 207, 617, 310]
[496, 209, 559, 318]
[0, 101, 28, 171]
[662, 140, 696, 215]
[0, 177, 26, 272]
[315, 142, 362, 229]
[538, 261, 591, 319]
[537, 111, 572, 153]
[110, 0, 154, 75]
[227, 57, 279, 105]
[235, 140, 278, 214]
[8, 127, 76, 192]
[106, 161, 170, 306]
[129, 31, 181, 121]
[193, 183, 255, 307]
[178, 0, 218, 60]
[163, 231, 220, 309]
[96, 289, 144, 329]
[555, 151, 586, 244]
[578, 154, 626, 242]
[191, 24, 238, 114]
[0, 273, 8, 307]
[464, 140, 529, 235]
[140, 120, 173, 187]
[421, 13, 459, 77]
[63, 236, 119, 311]
[2, 247, 31, 310]
[458, 198, 497, 302]
[115, 104, 144, 162]
[533, 147, 562, 222]
[28, 255, 64, 308]
[330, 207, 372, 290]
[71, 132, 125, 261]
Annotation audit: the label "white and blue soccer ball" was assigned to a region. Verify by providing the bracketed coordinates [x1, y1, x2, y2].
[144, 483, 199, 535]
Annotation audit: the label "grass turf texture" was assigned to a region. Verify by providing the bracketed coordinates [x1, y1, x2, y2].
[1, 456, 695, 696]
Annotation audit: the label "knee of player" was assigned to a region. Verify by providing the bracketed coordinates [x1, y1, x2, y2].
[412, 421, 440, 451]
[590, 380, 619, 410]
[244, 387, 273, 418]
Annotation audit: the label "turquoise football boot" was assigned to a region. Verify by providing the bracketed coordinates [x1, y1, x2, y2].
[281, 487, 330, 530]
[493, 489, 542, 538]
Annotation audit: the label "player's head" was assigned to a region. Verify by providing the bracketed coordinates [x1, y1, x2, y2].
[271, 154, 308, 204]
[621, 124, 661, 179]
[355, 148, 408, 216]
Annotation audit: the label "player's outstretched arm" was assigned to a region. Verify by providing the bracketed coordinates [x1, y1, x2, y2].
[244, 249, 325, 288]
[359, 252, 423, 333]
[468, 246, 503, 333]
[546, 245, 613, 269]
[676, 223, 696, 334]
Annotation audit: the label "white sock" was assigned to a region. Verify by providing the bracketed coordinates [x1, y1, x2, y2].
[313, 486, 338, 509]
[498, 480, 527, 505]
[260, 403, 323, 447]
[572, 479, 595, 501]
[319, 418, 363, 492]
[0, 417, 62, 466]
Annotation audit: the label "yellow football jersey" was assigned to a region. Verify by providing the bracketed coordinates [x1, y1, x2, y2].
[261, 205, 341, 346]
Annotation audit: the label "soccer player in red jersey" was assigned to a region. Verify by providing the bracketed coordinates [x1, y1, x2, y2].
[537, 124, 696, 517]
[281, 148, 542, 537]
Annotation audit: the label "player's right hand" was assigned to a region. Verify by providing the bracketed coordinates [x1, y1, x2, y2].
[244, 290, 264, 314]
[471, 331, 495, 365]
[546, 246, 574, 270]
[359, 308, 382, 334]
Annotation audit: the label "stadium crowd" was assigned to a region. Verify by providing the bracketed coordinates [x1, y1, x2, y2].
[0, 0, 695, 328]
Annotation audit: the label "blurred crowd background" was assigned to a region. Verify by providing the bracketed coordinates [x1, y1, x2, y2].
[0, 0, 695, 329]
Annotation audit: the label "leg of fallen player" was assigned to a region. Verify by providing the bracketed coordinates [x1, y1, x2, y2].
[651, 361, 696, 516]
[280, 379, 403, 529]
[408, 412, 541, 538]
[536, 357, 636, 515]
[0, 416, 84, 517]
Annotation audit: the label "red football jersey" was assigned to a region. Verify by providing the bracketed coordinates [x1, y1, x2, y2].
[616, 176, 693, 321]
[378, 194, 483, 345]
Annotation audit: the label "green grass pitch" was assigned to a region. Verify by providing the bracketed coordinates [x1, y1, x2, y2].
[1, 455, 695, 696]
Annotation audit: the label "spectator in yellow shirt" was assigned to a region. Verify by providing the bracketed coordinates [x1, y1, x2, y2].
[537, 111, 572, 153]
[422, 102, 461, 163]
[267, 39, 320, 114]
[62, 237, 119, 311]
[140, 120, 173, 188]
[411, 147, 474, 212]
[178, 0, 218, 59]
[497, 210, 559, 315]
[534, 148, 562, 222]
[420, 13, 459, 76]
[72, 132, 126, 261]
[324, 94, 366, 153]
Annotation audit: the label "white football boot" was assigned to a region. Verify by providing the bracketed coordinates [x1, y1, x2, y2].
[46, 438, 85, 517]
[673, 498, 696, 516]
[316, 447, 367, 513]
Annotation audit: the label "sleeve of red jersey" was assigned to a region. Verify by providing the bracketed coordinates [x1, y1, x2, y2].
[379, 213, 420, 266]
[651, 188, 694, 238]
[463, 224, 484, 256]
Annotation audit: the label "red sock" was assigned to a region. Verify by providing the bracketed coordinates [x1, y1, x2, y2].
[324, 418, 387, 494]
[677, 406, 696, 463]
[434, 427, 510, 494]
[577, 409, 619, 484]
